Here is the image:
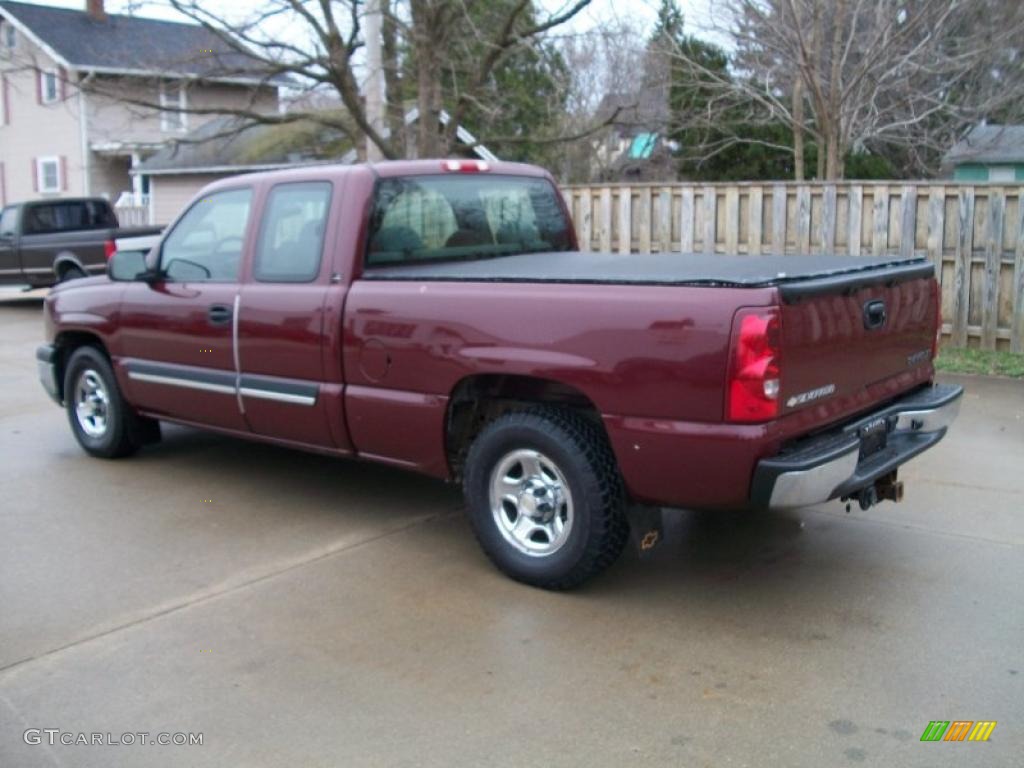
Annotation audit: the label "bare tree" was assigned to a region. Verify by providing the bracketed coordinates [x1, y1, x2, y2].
[553, 20, 647, 181]
[73, 0, 599, 160]
[668, 0, 1024, 179]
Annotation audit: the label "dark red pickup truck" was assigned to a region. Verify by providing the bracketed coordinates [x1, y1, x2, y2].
[37, 159, 962, 588]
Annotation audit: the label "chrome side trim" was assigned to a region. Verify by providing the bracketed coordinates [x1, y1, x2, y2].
[238, 387, 316, 406]
[768, 447, 860, 509]
[127, 371, 236, 396]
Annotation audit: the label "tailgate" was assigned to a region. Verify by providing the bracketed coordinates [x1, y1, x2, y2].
[778, 266, 938, 417]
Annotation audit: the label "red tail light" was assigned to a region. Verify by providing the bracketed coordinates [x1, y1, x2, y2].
[104, 239, 116, 260]
[931, 284, 942, 359]
[726, 308, 781, 423]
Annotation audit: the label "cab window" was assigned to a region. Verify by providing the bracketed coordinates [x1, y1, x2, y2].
[160, 189, 252, 282]
[366, 175, 571, 266]
[254, 182, 331, 282]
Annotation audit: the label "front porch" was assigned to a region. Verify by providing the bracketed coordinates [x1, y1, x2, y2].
[90, 142, 160, 225]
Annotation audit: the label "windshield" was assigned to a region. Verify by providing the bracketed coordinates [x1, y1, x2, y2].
[366, 174, 572, 267]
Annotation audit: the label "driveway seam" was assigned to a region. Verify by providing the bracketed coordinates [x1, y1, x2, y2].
[0, 510, 456, 679]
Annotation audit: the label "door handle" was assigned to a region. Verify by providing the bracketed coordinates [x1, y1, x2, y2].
[208, 304, 232, 325]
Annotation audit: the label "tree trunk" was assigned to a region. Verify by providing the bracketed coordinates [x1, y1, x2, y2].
[414, 42, 441, 156]
[792, 79, 805, 181]
[410, 0, 445, 158]
[381, 0, 407, 157]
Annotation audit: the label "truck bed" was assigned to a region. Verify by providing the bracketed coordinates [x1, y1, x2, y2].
[362, 251, 934, 298]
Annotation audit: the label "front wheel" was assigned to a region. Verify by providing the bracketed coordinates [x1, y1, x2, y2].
[64, 346, 152, 458]
[59, 265, 87, 282]
[462, 407, 629, 589]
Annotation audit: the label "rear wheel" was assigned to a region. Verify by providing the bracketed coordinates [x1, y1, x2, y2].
[463, 407, 629, 589]
[64, 346, 153, 458]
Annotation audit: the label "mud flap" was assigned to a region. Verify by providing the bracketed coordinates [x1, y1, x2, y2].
[627, 505, 666, 558]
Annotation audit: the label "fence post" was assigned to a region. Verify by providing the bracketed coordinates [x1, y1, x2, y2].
[619, 187, 632, 254]
[578, 189, 592, 253]
[872, 185, 889, 255]
[703, 185, 716, 255]
[796, 185, 811, 254]
[725, 186, 739, 254]
[1014, 193, 1024, 353]
[680, 188, 694, 252]
[900, 185, 917, 259]
[952, 188, 975, 348]
[982, 189, 1004, 350]
[927, 186, 946, 333]
[657, 187, 672, 252]
[749, 186, 763, 256]
[848, 185, 863, 256]
[821, 185, 837, 253]
[637, 186, 652, 253]
[599, 188, 612, 252]
[772, 184, 786, 255]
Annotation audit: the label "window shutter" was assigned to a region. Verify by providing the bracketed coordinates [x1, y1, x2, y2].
[36, 71, 42, 104]
[31, 158, 38, 192]
[60, 156, 67, 191]
[58, 67, 67, 101]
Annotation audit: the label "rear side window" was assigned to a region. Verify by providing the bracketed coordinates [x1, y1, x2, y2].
[366, 174, 571, 266]
[254, 182, 331, 282]
[160, 188, 252, 282]
[23, 202, 91, 234]
[86, 201, 117, 228]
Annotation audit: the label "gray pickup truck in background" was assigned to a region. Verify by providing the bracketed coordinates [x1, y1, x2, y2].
[0, 198, 162, 286]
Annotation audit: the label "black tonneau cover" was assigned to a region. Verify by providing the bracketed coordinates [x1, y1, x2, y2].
[362, 251, 933, 301]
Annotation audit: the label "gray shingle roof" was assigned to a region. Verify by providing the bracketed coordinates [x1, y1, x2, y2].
[944, 125, 1024, 165]
[0, 0, 289, 84]
[136, 116, 352, 174]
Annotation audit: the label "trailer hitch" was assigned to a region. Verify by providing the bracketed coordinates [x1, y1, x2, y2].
[843, 471, 903, 511]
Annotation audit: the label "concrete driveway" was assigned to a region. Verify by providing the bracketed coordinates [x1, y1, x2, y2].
[1, 293, 1022, 767]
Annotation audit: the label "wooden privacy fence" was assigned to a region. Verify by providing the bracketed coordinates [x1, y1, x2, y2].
[561, 182, 1024, 352]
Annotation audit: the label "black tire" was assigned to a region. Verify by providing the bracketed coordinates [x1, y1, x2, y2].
[64, 346, 150, 458]
[462, 407, 629, 589]
[59, 265, 87, 282]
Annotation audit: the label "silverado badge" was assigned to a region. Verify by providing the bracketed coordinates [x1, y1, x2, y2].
[786, 384, 836, 408]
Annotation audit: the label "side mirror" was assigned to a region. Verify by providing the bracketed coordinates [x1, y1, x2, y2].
[107, 250, 149, 281]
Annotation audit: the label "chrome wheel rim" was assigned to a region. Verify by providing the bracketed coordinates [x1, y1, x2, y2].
[489, 449, 574, 557]
[74, 369, 110, 438]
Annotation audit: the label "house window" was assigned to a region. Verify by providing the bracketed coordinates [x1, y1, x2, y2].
[988, 166, 1016, 183]
[41, 70, 58, 104]
[37, 157, 61, 193]
[2, 23, 15, 49]
[159, 82, 187, 132]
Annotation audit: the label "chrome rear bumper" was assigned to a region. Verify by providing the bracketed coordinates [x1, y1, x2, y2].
[750, 383, 963, 510]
